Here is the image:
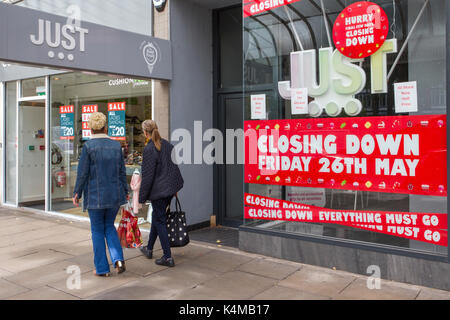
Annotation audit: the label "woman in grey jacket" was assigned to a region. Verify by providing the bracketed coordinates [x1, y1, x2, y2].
[139, 120, 184, 267]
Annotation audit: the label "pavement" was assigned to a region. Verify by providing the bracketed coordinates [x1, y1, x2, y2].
[0, 207, 449, 300]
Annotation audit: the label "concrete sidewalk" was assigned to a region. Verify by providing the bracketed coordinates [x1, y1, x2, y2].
[0, 207, 449, 300]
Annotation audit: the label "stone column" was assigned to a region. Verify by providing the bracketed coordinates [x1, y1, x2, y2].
[152, 0, 170, 140]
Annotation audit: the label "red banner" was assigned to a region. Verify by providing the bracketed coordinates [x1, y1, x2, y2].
[244, 115, 447, 197]
[243, 0, 302, 18]
[244, 193, 448, 246]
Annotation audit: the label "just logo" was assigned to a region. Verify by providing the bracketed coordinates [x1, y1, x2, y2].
[278, 39, 397, 117]
[30, 18, 89, 61]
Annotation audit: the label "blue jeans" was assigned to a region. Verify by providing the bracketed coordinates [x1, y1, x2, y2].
[88, 207, 124, 274]
[147, 197, 172, 259]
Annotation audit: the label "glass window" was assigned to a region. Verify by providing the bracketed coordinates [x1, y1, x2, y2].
[49, 72, 152, 228]
[21, 77, 45, 97]
[14, 0, 152, 36]
[243, 0, 447, 255]
[5, 81, 17, 204]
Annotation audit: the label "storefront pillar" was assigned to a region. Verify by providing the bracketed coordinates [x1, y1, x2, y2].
[152, 0, 171, 140]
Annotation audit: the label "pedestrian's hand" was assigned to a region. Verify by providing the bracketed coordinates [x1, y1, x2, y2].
[72, 194, 79, 207]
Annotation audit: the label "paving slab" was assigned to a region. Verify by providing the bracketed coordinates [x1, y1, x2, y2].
[0, 279, 30, 299]
[171, 244, 214, 262]
[0, 225, 83, 248]
[278, 266, 356, 298]
[4, 260, 93, 289]
[140, 262, 223, 294]
[251, 285, 330, 300]
[7, 285, 80, 300]
[0, 267, 14, 278]
[187, 249, 255, 273]
[0, 220, 56, 235]
[416, 287, 450, 300]
[48, 270, 141, 299]
[334, 278, 421, 300]
[88, 282, 175, 300]
[237, 258, 301, 280]
[0, 249, 73, 273]
[51, 240, 94, 256]
[172, 270, 277, 300]
[119, 253, 166, 277]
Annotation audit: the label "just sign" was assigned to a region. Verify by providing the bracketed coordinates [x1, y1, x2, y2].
[30, 18, 89, 61]
[278, 39, 397, 117]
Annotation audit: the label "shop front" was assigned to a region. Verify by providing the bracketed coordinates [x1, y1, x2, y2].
[239, 0, 450, 290]
[0, 2, 171, 227]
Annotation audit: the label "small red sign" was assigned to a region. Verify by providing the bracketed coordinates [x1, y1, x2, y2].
[59, 105, 74, 114]
[108, 102, 126, 111]
[243, 0, 302, 18]
[82, 104, 98, 113]
[332, 1, 389, 59]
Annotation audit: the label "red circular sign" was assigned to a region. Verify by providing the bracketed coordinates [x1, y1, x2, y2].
[333, 1, 389, 59]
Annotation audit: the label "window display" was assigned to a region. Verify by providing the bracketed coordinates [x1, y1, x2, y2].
[243, 0, 447, 255]
[49, 72, 152, 227]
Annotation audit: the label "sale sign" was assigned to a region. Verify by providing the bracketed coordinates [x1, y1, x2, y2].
[244, 193, 448, 246]
[332, 1, 389, 59]
[81, 104, 98, 140]
[243, 0, 302, 18]
[244, 115, 447, 197]
[108, 102, 126, 141]
[59, 105, 74, 140]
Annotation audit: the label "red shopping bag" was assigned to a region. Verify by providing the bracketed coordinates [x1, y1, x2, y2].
[117, 203, 143, 248]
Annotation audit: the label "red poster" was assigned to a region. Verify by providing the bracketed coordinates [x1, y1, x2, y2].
[332, 1, 388, 59]
[243, 0, 302, 18]
[244, 193, 448, 246]
[244, 115, 447, 196]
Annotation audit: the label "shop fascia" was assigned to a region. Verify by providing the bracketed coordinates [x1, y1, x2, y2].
[278, 39, 397, 117]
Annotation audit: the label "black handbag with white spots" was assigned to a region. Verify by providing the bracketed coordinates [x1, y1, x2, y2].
[166, 196, 190, 247]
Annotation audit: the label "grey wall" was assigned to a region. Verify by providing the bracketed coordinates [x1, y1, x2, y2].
[169, 0, 213, 225]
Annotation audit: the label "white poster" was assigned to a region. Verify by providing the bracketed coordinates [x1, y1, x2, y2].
[286, 186, 326, 207]
[394, 81, 418, 113]
[291, 88, 308, 115]
[251, 94, 266, 119]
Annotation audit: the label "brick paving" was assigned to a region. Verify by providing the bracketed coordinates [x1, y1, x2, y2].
[0, 207, 449, 300]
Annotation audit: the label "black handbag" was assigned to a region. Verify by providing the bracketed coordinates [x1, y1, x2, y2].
[166, 196, 190, 247]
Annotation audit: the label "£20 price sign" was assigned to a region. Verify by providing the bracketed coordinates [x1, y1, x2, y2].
[108, 102, 126, 141]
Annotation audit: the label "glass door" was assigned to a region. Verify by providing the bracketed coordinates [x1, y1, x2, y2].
[218, 93, 244, 227]
[17, 77, 48, 210]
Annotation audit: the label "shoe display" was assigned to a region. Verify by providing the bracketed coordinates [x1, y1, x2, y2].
[155, 256, 175, 267]
[140, 246, 153, 259]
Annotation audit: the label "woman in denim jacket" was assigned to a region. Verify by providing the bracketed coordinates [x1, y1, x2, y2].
[72, 112, 129, 276]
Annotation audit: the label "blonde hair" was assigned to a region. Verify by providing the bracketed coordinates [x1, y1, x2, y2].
[142, 119, 161, 151]
[88, 112, 107, 131]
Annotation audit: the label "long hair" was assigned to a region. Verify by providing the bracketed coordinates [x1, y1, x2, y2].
[142, 120, 161, 151]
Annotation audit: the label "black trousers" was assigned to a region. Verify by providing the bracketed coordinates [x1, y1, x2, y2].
[147, 196, 173, 258]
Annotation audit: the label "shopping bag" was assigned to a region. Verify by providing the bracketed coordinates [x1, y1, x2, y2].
[147, 202, 153, 224]
[117, 202, 143, 248]
[166, 195, 190, 247]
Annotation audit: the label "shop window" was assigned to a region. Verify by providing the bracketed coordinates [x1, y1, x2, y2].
[21, 77, 45, 97]
[49, 73, 152, 227]
[243, 0, 448, 255]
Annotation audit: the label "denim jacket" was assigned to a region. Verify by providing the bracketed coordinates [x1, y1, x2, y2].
[73, 134, 129, 211]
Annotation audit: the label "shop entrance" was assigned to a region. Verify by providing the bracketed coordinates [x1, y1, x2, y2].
[18, 99, 46, 209]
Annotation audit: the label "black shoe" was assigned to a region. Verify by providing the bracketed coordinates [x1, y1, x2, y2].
[155, 256, 175, 267]
[140, 246, 153, 259]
